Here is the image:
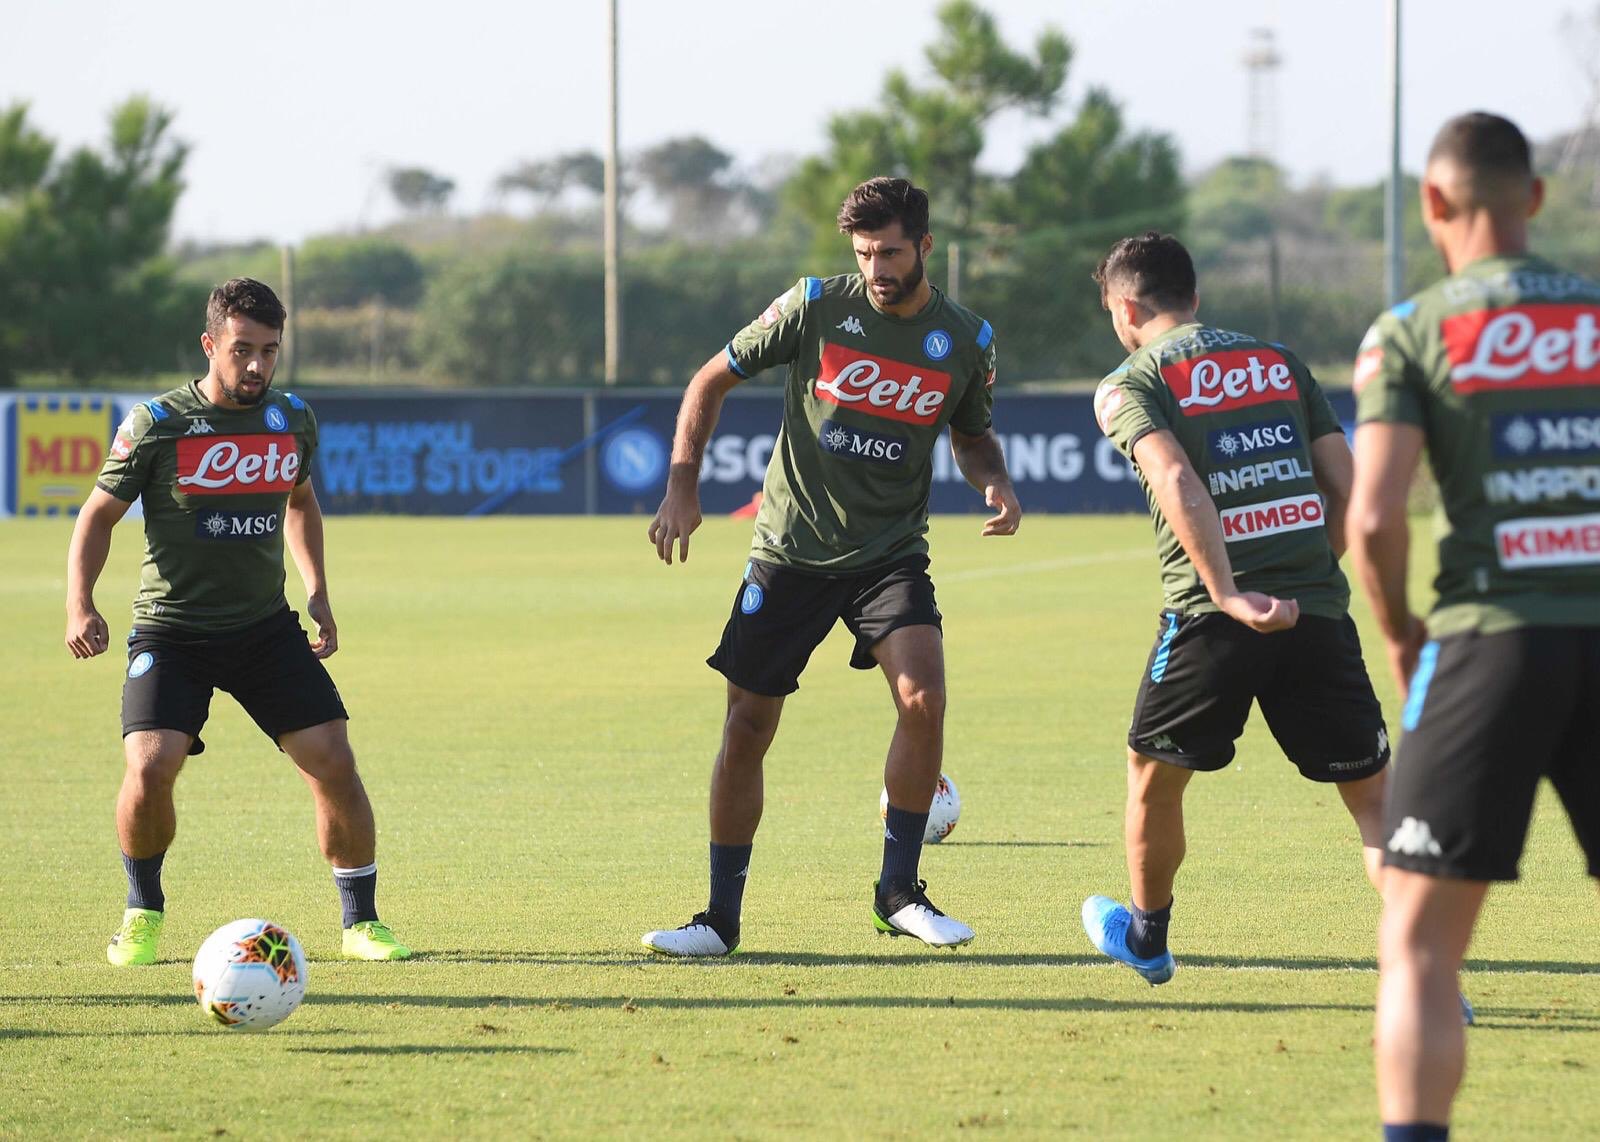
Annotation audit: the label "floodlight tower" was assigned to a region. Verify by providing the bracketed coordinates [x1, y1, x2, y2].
[1243, 28, 1282, 161]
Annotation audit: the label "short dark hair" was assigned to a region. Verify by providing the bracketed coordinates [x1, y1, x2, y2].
[1092, 231, 1197, 315]
[1427, 111, 1532, 186]
[836, 177, 930, 242]
[206, 278, 287, 336]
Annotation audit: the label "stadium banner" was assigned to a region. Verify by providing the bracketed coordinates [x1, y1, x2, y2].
[0, 389, 1355, 518]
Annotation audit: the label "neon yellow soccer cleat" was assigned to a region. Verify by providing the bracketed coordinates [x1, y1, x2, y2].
[106, 907, 164, 966]
[341, 920, 413, 961]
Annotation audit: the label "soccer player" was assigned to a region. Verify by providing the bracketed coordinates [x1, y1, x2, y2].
[641, 177, 1020, 955]
[65, 278, 412, 965]
[1082, 232, 1392, 984]
[1349, 113, 1600, 1142]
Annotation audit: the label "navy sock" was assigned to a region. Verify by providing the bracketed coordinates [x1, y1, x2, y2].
[332, 863, 378, 927]
[122, 851, 166, 912]
[706, 843, 752, 929]
[1383, 1125, 1449, 1141]
[1127, 899, 1172, 958]
[879, 805, 929, 894]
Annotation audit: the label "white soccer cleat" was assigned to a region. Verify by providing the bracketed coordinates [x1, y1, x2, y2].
[872, 880, 975, 947]
[641, 912, 738, 957]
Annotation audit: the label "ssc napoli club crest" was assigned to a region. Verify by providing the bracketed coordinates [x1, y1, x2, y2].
[740, 583, 764, 615]
[602, 428, 668, 491]
[128, 652, 154, 678]
[264, 406, 288, 432]
[923, 329, 953, 361]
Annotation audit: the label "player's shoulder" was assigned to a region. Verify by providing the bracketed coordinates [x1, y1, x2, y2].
[933, 293, 995, 353]
[272, 389, 315, 419]
[130, 384, 199, 435]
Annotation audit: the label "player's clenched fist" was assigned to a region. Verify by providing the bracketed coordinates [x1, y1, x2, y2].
[66, 605, 110, 659]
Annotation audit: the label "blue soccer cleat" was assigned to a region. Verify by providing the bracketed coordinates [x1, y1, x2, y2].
[1081, 895, 1176, 985]
[1460, 991, 1475, 1027]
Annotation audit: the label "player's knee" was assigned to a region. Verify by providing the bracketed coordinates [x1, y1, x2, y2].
[895, 680, 945, 725]
[123, 737, 186, 788]
[1127, 751, 1186, 805]
[723, 699, 780, 753]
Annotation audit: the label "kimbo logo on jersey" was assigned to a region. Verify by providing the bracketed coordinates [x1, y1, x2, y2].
[195, 510, 281, 540]
[818, 419, 908, 465]
[1209, 418, 1299, 462]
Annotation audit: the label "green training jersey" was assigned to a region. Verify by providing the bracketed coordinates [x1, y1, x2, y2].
[1355, 253, 1600, 634]
[96, 382, 319, 632]
[726, 274, 995, 572]
[1095, 322, 1350, 618]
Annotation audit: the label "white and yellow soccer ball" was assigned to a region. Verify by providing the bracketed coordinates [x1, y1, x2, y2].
[192, 918, 308, 1031]
[879, 773, 961, 844]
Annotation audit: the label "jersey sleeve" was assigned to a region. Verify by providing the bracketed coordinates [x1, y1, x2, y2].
[1298, 362, 1345, 440]
[1094, 358, 1167, 460]
[727, 277, 814, 378]
[947, 321, 996, 436]
[95, 403, 160, 502]
[298, 401, 318, 485]
[1353, 307, 1426, 427]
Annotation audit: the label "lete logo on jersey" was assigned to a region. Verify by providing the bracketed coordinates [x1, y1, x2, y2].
[813, 344, 951, 426]
[176, 436, 300, 495]
[1443, 304, 1600, 394]
[1161, 348, 1299, 415]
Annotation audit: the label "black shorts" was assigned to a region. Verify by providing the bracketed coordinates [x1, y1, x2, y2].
[1384, 626, 1600, 882]
[707, 555, 942, 697]
[1128, 610, 1390, 782]
[121, 607, 348, 755]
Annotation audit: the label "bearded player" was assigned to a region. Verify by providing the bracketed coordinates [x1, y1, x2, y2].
[1349, 113, 1600, 1142]
[1083, 232, 1393, 983]
[642, 177, 1020, 956]
[65, 278, 411, 965]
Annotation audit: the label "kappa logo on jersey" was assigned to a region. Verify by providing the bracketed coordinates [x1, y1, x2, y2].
[818, 419, 908, 465]
[1491, 410, 1600, 458]
[1387, 817, 1443, 858]
[1161, 348, 1299, 415]
[1444, 304, 1600, 394]
[1218, 492, 1325, 542]
[1209, 418, 1299, 462]
[176, 435, 301, 495]
[1494, 511, 1600, 569]
[836, 315, 866, 337]
[195, 510, 281, 540]
[184, 418, 215, 435]
[813, 343, 951, 426]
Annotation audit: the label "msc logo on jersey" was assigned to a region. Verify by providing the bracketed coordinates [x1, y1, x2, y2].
[818, 419, 908, 465]
[195, 510, 281, 540]
[814, 344, 951, 426]
[1209, 418, 1299, 462]
[1491, 410, 1600, 458]
[176, 436, 300, 495]
[1162, 349, 1299, 416]
[923, 330, 953, 361]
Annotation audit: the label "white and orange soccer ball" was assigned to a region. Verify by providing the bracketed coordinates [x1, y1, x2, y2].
[192, 918, 308, 1031]
[879, 773, 961, 844]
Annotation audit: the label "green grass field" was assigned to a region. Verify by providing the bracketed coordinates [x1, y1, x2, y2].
[1, 516, 1594, 1139]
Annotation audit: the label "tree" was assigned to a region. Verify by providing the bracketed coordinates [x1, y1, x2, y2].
[635, 135, 742, 239]
[0, 97, 198, 384]
[386, 166, 454, 214]
[496, 151, 606, 209]
[782, 0, 1070, 254]
[297, 236, 425, 308]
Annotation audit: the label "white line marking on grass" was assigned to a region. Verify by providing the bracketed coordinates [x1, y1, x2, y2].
[939, 548, 1150, 584]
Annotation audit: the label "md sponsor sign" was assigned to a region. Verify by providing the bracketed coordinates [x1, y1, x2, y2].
[0, 393, 148, 518]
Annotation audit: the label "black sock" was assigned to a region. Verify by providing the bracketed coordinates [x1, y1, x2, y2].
[122, 851, 166, 912]
[879, 805, 929, 897]
[1127, 899, 1172, 958]
[1383, 1125, 1449, 1141]
[332, 863, 378, 928]
[706, 843, 752, 930]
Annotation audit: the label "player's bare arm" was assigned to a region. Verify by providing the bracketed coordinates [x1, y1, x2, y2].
[1309, 431, 1356, 558]
[949, 427, 1021, 536]
[1131, 429, 1298, 633]
[65, 487, 131, 659]
[649, 352, 745, 565]
[1348, 421, 1428, 694]
[286, 478, 337, 659]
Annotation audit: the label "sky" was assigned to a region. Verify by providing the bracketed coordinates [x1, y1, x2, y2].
[2, 0, 1591, 244]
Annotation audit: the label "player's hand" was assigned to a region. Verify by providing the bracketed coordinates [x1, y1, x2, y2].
[648, 468, 702, 565]
[65, 603, 110, 659]
[1384, 613, 1428, 700]
[1219, 591, 1299, 633]
[981, 483, 1021, 536]
[306, 593, 338, 659]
